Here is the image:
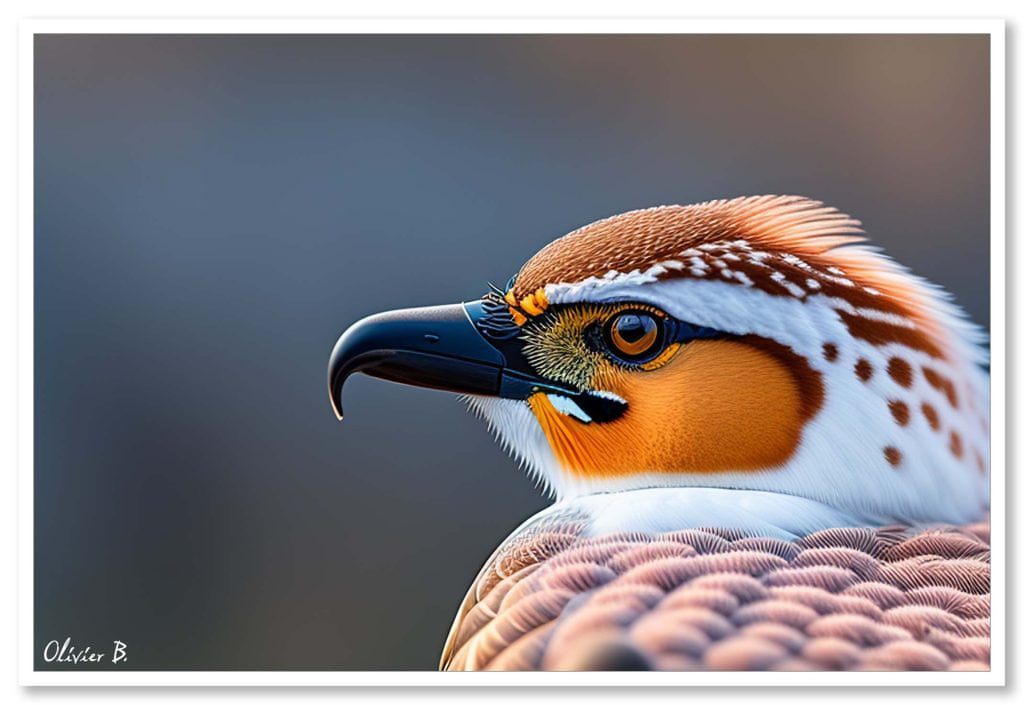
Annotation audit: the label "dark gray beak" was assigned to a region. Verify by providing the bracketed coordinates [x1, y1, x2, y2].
[328, 302, 505, 419]
[327, 300, 627, 422]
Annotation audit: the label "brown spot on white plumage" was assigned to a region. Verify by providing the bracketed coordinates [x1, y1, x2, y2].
[855, 358, 874, 382]
[924, 366, 960, 409]
[949, 431, 964, 459]
[888, 400, 911, 427]
[887, 358, 913, 388]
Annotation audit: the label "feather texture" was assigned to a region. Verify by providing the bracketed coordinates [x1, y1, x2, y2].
[441, 512, 990, 671]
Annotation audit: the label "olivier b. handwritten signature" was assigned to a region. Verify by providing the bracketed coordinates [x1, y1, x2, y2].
[42, 637, 127, 665]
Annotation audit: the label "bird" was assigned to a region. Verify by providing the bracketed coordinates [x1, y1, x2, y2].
[327, 195, 990, 671]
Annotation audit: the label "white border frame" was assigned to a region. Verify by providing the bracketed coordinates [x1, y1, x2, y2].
[17, 18, 1006, 687]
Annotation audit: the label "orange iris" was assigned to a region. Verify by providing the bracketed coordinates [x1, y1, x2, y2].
[608, 312, 660, 358]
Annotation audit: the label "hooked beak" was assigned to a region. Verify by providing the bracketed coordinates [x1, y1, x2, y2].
[327, 300, 626, 422]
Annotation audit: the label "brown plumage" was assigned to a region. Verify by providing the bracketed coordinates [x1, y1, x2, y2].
[513, 196, 864, 299]
[441, 516, 990, 671]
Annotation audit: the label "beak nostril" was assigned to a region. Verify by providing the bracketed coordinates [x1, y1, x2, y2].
[424, 334, 440, 343]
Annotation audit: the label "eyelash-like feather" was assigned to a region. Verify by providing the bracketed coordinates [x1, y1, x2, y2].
[477, 288, 522, 340]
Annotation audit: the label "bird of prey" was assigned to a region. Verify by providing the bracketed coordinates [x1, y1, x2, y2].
[328, 195, 990, 671]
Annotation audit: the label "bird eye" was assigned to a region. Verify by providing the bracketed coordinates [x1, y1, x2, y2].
[605, 311, 663, 361]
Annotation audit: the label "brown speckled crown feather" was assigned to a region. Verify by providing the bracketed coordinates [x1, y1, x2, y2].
[512, 195, 864, 298]
[508, 195, 966, 363]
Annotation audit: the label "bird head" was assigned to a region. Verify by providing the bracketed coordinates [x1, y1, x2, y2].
[329, 196, 989, 525]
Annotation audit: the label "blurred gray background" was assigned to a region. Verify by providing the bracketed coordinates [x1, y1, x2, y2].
[34, 34, 990, 670]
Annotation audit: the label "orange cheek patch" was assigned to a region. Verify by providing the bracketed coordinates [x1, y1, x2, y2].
[530, 340, 816, 478]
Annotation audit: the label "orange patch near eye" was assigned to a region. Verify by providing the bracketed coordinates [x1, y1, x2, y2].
[503, 287, 548, 325]
[519, 291, 546, 316]
[529, 339, 818, 477]
[640, 342, 681, 371]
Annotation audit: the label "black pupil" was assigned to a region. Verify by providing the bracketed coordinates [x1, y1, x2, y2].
[616, 314, 653, 342]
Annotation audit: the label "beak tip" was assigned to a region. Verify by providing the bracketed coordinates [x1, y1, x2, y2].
[329, 387, 344, 422]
